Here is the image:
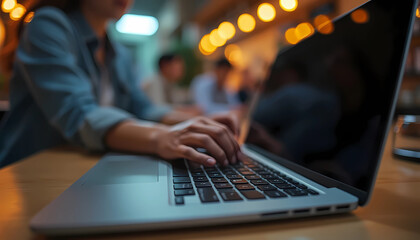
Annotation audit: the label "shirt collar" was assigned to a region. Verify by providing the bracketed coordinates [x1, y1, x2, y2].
[67, 10, 116, 58]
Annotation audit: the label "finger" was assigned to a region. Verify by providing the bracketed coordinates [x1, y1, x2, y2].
[202, 118, 241, 152]
[177, 145, 217, 167]
[188, 123, 238, 165]
[211, 114, 240, 136]
[179, 132, 229, 166]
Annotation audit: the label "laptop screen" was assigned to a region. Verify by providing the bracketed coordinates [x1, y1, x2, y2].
[246, 0, 415, 193]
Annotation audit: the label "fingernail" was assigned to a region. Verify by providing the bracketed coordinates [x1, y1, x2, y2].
[224, 159, 229, 166]
[206, 158, 216, 165]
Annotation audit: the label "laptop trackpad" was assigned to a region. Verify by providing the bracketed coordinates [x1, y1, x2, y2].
[83, 155, 159, 185]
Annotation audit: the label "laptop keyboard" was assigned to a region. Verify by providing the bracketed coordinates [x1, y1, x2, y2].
[171, 156, 319, 205]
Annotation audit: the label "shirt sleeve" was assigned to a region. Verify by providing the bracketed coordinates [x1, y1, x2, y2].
[16, 7, 134, 151]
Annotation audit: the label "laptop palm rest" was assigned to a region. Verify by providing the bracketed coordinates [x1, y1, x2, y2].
[82, 155, 159, 185]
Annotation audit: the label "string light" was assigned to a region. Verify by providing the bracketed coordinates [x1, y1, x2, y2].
[218, 21, 235, 40]
[1, 0, 16, 13]
[295, 22, 314, 40]
[24, 11, 34, 23]
[351, 9, 369, 24]
[237, 13, 256, 33]
[257, 3, 276, 22]
[209, 29, 226, 47]
[417, 8, 420, 18]
[199, 34, 216, 54]
[285, 27, 299, 44]
[314, 14, 334, 35]
[279, 0, 298, 12]
[10, 3, 26, 21]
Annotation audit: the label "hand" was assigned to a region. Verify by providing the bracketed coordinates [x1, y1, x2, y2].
[154, 117, 241, 167]
[209, 112, 240, 136]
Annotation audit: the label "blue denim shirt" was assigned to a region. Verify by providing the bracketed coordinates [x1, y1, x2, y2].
[0, 7, 170, 167]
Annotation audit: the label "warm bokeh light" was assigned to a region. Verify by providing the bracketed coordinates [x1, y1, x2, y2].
[314, 14, 334, 35]
[199, 34, 216, 54]
[10, 3, 26, 21]
[209, 29, 226, 47]
[351, 9, 369, 24]
[1, 0, 16, 13]
[257, 3, 276, 22]
[199, 43, 213, 56]
[417, 8, 420, 18]
[24, 11, 34, 23]
[218, 21, 235, 40]
[0, 19, 5, 47]
[285, 27, 299, 44]
[225, 44, 243, 66]
[237, 13, 256, 33]
[295, 22, 314, 40]
[279, 0, 298, 12]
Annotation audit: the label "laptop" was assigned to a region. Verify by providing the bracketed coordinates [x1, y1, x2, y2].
[30, 0, 417, 235]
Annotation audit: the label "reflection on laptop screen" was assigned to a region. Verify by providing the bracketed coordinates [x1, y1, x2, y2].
[246, 0, 414, 192]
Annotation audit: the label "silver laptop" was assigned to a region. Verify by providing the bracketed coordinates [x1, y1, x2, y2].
[30, 0, 417, 235]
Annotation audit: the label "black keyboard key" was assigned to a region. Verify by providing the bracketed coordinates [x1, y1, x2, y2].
[193, 176, 209, 182]
[240, 190, 265, 199]
[175, 196, 184, 205]
[307, 189, 319, 195]
[265, 190, 287, 198]
[289, 180, 300, 185]
[222, 170, 236, 175]
[250, 179, 268, 185]
[191, 172, 206, 177]
[231, 178, 248, 184]
[250, 167, 264, 171]
[239, 171, 255, 175]
[218, 189, 243, 201]
[174, 189, 195, 196]
[173, 177, 191, 183]
[197, 187, 219, 202]
[268, 178, 286, 184]
[295, 183, 308, 189]
[274, 183, 296, 189]
[172, 169, 188, 177]
[204, 167, 218, 172]
[195, 182, 212, 188]
[284, 188, 308, 196]
[208, 173, 223, 178]
[260, 174, 277, 179]
[257, 185, 276, 191]
[235, 184, 255, 190]
[245, 175, 261, 180]
[190, 168, 204, 173]
[173, 183, 193, 189]
[212, 178, 228, 183]
[226, 174, 242, 179]
[214, 183, 233, 189]
[256, 171, 271, 175]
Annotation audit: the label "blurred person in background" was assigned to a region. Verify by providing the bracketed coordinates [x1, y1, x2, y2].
[0, 0, 242, 168]
[142, 52, 201, 116]
[142, 53, 185, 106]
[191, 58, 241, 115]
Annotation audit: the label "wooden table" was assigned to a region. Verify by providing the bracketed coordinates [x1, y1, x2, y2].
[1, 132, 420, 240]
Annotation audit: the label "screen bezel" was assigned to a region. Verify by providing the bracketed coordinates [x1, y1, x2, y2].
[245, 0, 418, 206]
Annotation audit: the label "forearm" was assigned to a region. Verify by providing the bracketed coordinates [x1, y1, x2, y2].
[104, 120, 168, 154]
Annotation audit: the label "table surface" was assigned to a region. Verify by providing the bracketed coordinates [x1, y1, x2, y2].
[1, 131, 420, 240]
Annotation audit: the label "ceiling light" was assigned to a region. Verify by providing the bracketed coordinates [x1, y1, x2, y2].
[116, 14, 159, 36]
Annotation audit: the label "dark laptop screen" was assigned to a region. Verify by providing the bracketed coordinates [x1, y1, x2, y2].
[246, 0, 415, 192]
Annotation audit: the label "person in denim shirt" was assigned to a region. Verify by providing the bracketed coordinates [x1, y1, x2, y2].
[0, 0, 242, 168]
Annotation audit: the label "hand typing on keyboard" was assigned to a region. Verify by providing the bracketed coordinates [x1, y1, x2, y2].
[154, 116, 242, 167]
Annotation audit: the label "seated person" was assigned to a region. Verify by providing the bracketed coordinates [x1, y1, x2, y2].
[191, 58, 241, 115]
[0, 0, 241, 168]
